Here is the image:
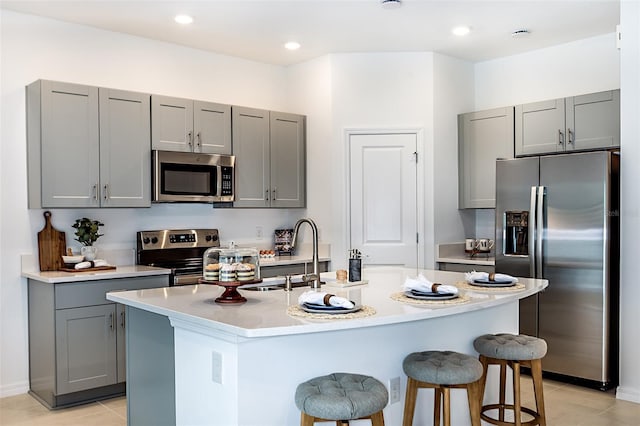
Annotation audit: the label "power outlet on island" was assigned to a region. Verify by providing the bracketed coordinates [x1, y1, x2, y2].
[212, 351, 223, 384]
[389, 377, 401, 404]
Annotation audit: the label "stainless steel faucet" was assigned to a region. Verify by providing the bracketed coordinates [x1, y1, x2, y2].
[291, 218, 321, 289]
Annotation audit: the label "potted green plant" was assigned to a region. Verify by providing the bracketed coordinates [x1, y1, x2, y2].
[72, 218, 104, 260]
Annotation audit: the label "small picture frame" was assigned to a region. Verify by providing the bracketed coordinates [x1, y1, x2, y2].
[274, 229, 293, 255]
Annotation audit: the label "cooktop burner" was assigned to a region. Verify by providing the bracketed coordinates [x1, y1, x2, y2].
[136, 229, 220, 286]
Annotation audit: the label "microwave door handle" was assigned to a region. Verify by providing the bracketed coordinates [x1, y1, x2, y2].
[216, 166, 222, 199]
[536, 186, 545, 278]
[529, 186, 537, 278]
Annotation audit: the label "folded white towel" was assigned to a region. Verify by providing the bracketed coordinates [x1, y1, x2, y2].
[465, 271, 518, 284]
[75, 259, 109, 270]
[402, 274, 458, 295]
[298, 291, 355, 309]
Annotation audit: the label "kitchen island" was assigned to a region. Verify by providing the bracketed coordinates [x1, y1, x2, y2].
[107, 267, 547, 426]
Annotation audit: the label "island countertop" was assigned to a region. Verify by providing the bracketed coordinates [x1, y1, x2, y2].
[106, 267, 547, 338]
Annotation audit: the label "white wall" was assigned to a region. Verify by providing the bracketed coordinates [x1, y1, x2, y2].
[617, 0, 640, 404]
[0, 10, 303, 397]
[329, 52, 435, 268]
[432, 54, 476, 247]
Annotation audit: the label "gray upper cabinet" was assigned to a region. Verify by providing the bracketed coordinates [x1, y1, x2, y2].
[565, 90, 620, 152]
[458, 107, 514, 209]
[515, 89, 620, 156]
[99, 88, 151, 207]
[233, 107, 306, 208]
[27, 80, 151, 208]
[270, 112, 306, 208]
[151, 95, 231, 154]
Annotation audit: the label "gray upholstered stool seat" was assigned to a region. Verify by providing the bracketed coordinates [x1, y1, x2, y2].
[403, 350, 483, 385]
[473, 333, 547, 361]
[295, 372, 388, 425]
[402, 351, 483, 426]
[473, 334, 547, 426]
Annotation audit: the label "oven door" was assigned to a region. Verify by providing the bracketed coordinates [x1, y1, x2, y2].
[153, 150, 235, 203]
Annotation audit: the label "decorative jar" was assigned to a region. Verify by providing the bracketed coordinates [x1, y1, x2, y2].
[203, 247, 260, 282]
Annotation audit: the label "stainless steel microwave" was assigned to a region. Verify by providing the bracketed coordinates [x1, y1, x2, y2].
[152, 150, 235, 203]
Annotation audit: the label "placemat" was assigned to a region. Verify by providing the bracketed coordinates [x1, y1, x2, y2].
[455, 281, 525, 292]
[287, 305, 376, 320]
[390, 292, 471, 305]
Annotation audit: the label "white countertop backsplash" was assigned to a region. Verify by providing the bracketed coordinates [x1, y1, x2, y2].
[436, 242, 495, 266]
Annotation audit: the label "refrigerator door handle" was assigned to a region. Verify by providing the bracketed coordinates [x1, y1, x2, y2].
[529, 186, 537, 277]
[536, 186, 546, 278]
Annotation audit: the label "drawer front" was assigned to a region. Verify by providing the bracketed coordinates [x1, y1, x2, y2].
[55, 275, 169, 309]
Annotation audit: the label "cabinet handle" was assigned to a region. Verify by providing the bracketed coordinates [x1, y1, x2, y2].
[103, 184, 109, 201]
[196, 132, 202, 149]
[120, 310, 125, 329]
[558, 129, 564, 146]
[272, 187, 277, 200]
[109, 313, 115, 330]
[187, 131, 193, 150]
[567, 128, 574, 145]
[92, 184, 98, 201]
[265, 188, 270, 201]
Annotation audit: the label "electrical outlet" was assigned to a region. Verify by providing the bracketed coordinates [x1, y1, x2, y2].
[212, 351, 222, 384]
[389, 377, 401, 403]
[256, 226, 263, 239]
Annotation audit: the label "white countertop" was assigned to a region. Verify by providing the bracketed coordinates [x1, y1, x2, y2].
[437, 242, 495, 266]
[22, 264, 171, 283]
[107, 267, 547, 339]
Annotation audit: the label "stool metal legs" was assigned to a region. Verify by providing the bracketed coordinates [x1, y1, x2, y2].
[402, 376, 482, 426]
[478, 355, 546, 426]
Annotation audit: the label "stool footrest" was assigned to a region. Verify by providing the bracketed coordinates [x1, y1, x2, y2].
[480, 403, 542, 426]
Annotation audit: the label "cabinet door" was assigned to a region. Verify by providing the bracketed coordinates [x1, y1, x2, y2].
[565, 89, 620, 152]
[458, 107, 514, 209]
[232, 106, 270, 207]
[55, 305, 117, 394]
[116, 303, 126, 383]
[41, 81, 100, 207]
[194, 101, 231, 154]
[151, 95, 194, 152]
[515, 98, 566, 156]
[99, 88, 151, 207]
[270, 112, 306, 208]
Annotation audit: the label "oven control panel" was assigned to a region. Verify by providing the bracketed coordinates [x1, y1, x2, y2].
[137, 229, 220, 250]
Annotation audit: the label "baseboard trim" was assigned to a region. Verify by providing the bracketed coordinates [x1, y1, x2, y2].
[616, 385, 640, 403]
[0, 381, 30, 398]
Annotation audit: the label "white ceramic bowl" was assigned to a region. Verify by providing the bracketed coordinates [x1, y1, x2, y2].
[62, 255, 84, 264]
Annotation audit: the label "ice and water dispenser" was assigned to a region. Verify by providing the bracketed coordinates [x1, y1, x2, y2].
[504, 211, 529, 255]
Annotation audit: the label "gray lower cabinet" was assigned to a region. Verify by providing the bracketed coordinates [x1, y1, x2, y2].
[27, 80, 151, 208]
[151, 95, 231, 154]
[458, 107, 514, 209]
[28, 275, 169, 408]
[438, 262, 495, 273]
[515, 89, 620, 156]
[260, 261, 329, 278]
[233, 107, 306, 208]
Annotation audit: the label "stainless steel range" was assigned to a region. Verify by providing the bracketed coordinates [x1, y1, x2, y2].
[136, 229, 220, 286]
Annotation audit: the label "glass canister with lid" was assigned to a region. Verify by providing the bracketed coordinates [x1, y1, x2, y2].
[203, 247, 260, 282]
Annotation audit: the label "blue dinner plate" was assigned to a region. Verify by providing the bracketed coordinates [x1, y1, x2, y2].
[301, 302, 361, 314]
[405, 291, 458, 301]
[472, 278, 515, 287]
[410, 289, 456, 298]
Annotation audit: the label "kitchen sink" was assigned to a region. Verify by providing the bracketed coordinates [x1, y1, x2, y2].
[241, 281, 311, 291]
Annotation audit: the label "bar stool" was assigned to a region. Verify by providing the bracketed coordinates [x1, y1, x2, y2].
[473, 333, 547, 426]
[402, 350, 483, 426]
[295, 372, 388, 425]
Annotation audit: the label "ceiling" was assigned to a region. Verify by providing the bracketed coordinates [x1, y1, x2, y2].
[0, 0, 620, 66]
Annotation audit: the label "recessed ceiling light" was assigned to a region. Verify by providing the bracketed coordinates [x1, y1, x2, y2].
[284, 41, 301, 50]
[381, 0, 402, 9]
[174, 14, 194, 25]
[512, 29, 531, 38]
[452, 26, 471, 37]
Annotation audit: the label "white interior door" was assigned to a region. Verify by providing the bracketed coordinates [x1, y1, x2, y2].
[349, 132, 418, 267]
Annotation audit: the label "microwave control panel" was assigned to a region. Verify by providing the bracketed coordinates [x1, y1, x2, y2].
[221, 166, 233, 196]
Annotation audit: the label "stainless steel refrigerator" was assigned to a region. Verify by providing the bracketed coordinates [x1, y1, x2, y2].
[495, 150, 619, 389]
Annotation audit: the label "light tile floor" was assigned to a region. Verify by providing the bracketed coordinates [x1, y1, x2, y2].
[0, 379, 639, 425]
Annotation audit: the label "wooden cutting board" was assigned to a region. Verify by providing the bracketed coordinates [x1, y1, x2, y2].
[38, 211, 67, 271]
